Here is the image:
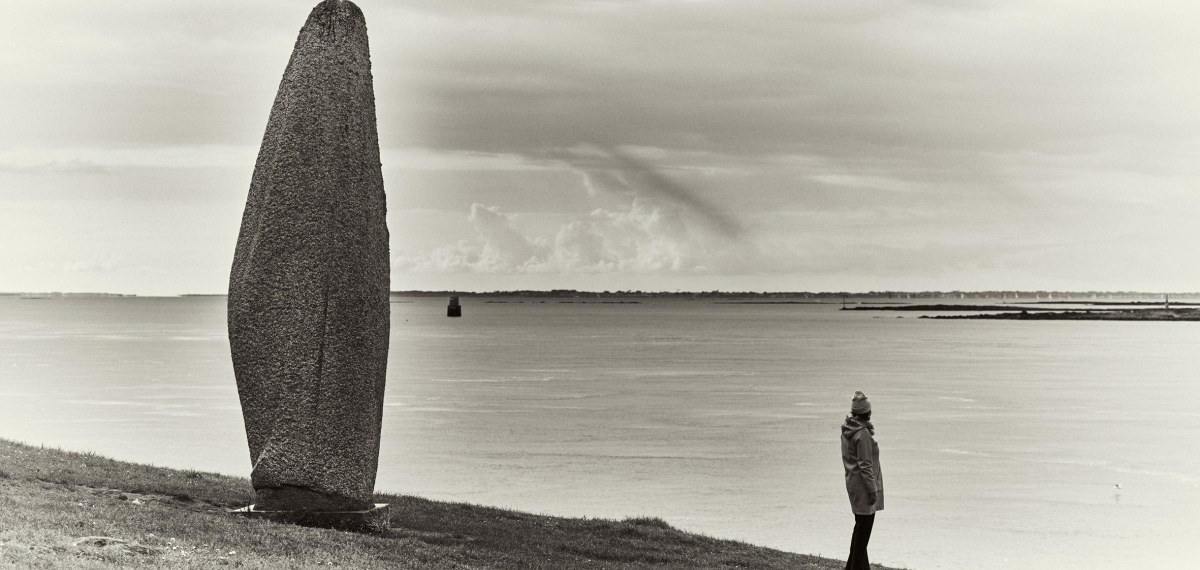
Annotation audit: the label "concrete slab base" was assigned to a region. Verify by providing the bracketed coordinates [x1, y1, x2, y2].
[228, 503, 390, 532]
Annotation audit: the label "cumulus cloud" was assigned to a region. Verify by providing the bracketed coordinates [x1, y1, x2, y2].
[15, 256, 120, 274]
[396, 196, 756, 276]
[394, 143, 768, 276]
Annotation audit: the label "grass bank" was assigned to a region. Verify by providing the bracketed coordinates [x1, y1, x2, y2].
[0, 438, 902, 569]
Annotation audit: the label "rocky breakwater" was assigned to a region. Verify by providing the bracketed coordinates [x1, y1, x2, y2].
[228, 0, 389, 513]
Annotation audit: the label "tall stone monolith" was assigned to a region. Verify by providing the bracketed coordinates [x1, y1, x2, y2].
[228, 0, 389, 513]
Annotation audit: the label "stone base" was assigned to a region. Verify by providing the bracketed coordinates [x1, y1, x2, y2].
[228, 503, 390, 532]
[254, 484, 375, 512]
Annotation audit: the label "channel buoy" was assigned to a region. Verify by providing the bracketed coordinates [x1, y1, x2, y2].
[447, 296, 461, 317]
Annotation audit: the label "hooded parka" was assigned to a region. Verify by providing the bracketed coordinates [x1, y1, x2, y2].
[841, 416, 884, 515]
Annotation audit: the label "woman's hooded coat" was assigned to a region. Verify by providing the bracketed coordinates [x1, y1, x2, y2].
[841, 416, 884, 515]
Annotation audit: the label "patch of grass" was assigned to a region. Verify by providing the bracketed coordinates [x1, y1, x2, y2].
[0, 437, 906, 569]
[0, 440, 253, 510]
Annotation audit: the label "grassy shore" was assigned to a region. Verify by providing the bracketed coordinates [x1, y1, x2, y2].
[0, 438, 903, 569]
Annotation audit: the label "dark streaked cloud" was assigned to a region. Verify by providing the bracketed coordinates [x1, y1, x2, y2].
[546, 145, 744, 239]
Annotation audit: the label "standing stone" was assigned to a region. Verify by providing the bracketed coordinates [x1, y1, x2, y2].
[228, 0, 389, 512]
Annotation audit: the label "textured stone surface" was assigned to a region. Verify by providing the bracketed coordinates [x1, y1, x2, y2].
[228, 0, 389, 512]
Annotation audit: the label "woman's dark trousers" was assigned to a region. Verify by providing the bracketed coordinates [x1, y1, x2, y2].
[845, 513, 875, 570]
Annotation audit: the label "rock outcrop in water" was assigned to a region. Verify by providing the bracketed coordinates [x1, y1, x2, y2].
[228, 0, 389, 512]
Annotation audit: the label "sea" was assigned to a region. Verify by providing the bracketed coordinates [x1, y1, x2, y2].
[1, 294, 1198, 570]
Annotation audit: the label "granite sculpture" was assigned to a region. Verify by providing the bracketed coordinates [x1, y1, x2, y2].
[228, 0, 389, 513]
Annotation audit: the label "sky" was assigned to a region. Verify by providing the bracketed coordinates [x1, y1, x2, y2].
[2, 0, 1198, 295]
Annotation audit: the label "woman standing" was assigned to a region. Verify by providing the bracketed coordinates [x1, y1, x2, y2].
[841, 391, 883, 570]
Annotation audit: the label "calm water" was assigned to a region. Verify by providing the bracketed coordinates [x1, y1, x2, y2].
[1, 295, 1198, 569]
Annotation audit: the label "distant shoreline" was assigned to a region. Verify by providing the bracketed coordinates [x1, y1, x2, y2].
[841, 302, 1200, 321]
[923, 308, 1200, 321]
[845, 304, 1062, 311]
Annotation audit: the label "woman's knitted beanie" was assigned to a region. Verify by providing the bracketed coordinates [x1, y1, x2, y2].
[851, 391, 871, 415]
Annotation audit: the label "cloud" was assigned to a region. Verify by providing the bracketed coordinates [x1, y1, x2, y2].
[463, 203, 553, 272]
[546, 144, 744, 238]
[15, 256, 120, 274]
[0, 160, 108, 175]
[808, 174, 914, 193]
[0, 146, 257, 171]
[396, 197, 756, 276]
[380, 147, 556, 171]
[392, 144, 763, 276]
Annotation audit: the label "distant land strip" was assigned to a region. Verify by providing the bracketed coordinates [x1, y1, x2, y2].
[924, 308, 1200, 321]
[1020, 300, 1200, 306]
[714, 301, 831, 304]
[844, 304, 1064, 311]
